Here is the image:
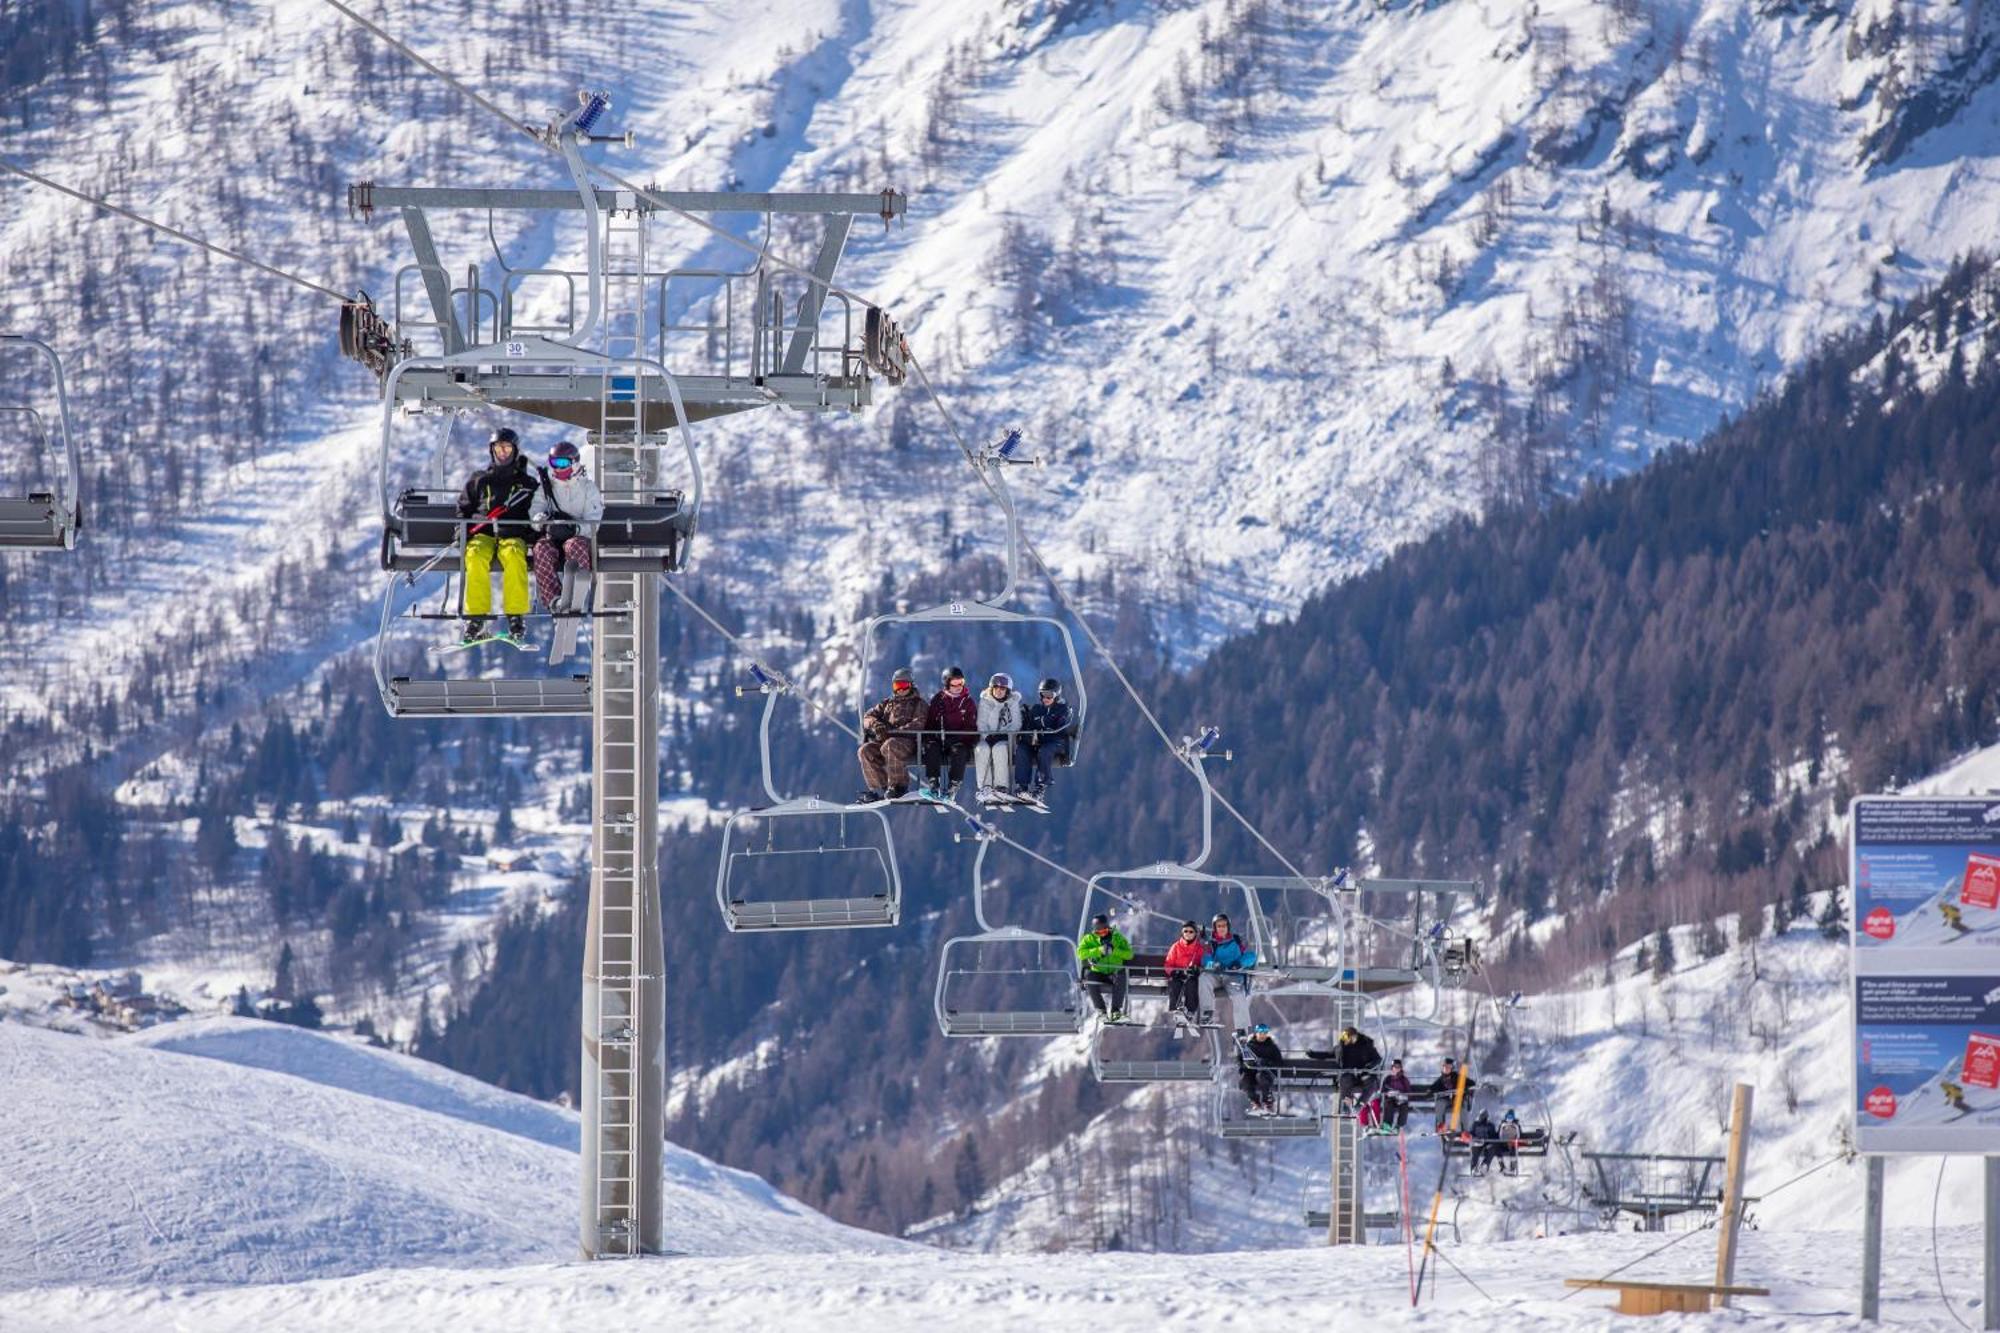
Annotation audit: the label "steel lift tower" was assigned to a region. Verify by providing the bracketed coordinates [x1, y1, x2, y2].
[342, 92, 906, 1259]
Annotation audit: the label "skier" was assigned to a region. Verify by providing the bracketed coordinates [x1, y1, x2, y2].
[530, 440, 604, 613]
[1076, 913, 1133, 1022]
[856, 668, 926, 802]
[1162, 920, 1210, 1030]
[921, 666, 978, 800]
[454, 426, 537, 644]
[1429, 1057, 1478, 1132]
[1492, 1108, 1526, 1175]
[1202, 911, 1258, 1030]
[1013, 677, 1075, 802]
[973, 672, 1021, 804]
[1944, 1080, 1969, 1114]
[1466, 1109, 1500, 1175]
[1377, 1058, 1414, 1134]
[1943, 902, 1973, 936]
[1330, 1024, 1383, 1105]
[1239, 1022, 1286, 1117]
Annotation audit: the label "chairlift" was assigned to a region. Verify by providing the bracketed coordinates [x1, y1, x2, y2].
[1088, 1020, 1222, 1084]
[713, 670, 901, 931]
[934, 836, 1084, 1037]
[370, 386, 692, 718]
[0, 335, 82, 550]
[856, 439, 1086, 775]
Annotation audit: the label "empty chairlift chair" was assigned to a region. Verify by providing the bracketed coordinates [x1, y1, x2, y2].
[0, 335, 82, 550]
[935, 837, 1085, 1037]
[713, 671, 902, 931]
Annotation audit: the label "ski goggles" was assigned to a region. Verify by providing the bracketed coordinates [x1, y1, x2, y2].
[549, 458, 577, 474]
[891, 680, 914, 691]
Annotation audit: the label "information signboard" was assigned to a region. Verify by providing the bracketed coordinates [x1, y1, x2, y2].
[1852, 796, 2000, 1153]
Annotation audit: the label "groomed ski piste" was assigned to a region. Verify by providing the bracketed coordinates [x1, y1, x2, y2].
[0, 908, 1992, 1329]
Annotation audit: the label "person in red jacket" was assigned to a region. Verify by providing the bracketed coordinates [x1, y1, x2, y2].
[1162, 920, 1210, 1028]
[921, 665, 978, 800]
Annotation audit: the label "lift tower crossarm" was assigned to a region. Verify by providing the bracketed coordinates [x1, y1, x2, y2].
[351, 185, 907, 218]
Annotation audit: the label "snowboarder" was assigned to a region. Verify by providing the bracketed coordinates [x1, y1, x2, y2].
[1240, 1023, 1286, 1116]
[1943, 902, 1973, 936]
[530, 440, 604, 613]
[921, 666, 978, 800]
[1162, 920, 1209, 1029]
[1378, 1058, 1414, 1133]
[1077, 913, 1133, 1022]
[455, 426, 537, 644]
[1013, 677, 1075, 802]
[856, 668, 926, 801]
[973, 672, 1021, 803]
[1202, 911, 1258, 1030]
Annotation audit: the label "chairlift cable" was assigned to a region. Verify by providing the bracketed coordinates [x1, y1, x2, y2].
[0, 156, 350, 303]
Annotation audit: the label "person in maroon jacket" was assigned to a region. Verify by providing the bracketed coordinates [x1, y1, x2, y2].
[1162, 920, 1210, 1027]
[921, 665, 978, 800]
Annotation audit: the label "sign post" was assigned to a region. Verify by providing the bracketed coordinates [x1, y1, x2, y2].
[1851, 795, 2000, 1322]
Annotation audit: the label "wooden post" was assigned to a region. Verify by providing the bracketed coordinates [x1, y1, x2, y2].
[1713, 1083, 1755, 1306]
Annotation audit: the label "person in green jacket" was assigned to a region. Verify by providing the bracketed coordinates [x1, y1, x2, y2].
[1077, 913, 1134, 1022]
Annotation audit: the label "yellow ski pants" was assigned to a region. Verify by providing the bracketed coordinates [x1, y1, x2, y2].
[464, 534, 530, 616]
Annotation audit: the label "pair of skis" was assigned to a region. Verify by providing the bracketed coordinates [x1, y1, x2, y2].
[431, 628, 539, 656]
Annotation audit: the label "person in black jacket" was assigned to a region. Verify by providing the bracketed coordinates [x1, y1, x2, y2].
[1238, 1023, 1286, 1116]
[1332, 1024, 1382, 1104]
[1428, 1057, 1478, 1132]
[1466, 1110, 1501, 1174]
[1013, 678, 1075, 801]
[455, 427, 537, 644]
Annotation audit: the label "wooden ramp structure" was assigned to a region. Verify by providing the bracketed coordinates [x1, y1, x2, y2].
[1562, 1278, 1770, 1316]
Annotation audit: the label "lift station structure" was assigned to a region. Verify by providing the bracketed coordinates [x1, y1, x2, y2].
[341, 92, 905, 1259]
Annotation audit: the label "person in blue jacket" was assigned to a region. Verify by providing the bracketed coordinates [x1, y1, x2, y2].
[1013, 678, 1075, 802]
[1202, 911, 1257, 1030]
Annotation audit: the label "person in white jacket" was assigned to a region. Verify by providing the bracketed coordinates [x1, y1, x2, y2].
[973, 672, 1021, 803]
[530, 440, 605, 613]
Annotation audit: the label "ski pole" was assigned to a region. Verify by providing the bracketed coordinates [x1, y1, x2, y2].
[404, 485, 534, 586]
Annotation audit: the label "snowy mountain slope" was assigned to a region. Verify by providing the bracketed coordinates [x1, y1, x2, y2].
[0, 1223, 1986, 1331]
[0, 1016, 890, 1292]
[9, 0, 2000, 724]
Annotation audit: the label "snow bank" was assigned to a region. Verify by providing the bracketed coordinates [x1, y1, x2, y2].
[0, 1017, 888, 1294]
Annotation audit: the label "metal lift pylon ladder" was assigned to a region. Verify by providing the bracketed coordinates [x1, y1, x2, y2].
[0, 334, 82, 550]
[341, 90, 906, 1260]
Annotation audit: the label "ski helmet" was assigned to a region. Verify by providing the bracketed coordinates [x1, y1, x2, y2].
[1090, 913, 1111, 930]
[891, 667, 915, 687]
[1253, 1022, 1271, 1035]
[943, 665, 966, 685]
[989, 672, 1012, 690]
[1038, 677, 1062, 698]
[489, 427, 520, 450]
[548, 440, 581, 471]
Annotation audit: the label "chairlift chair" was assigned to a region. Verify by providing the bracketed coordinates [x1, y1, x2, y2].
[934, 837, 1084, 1037]
[370, 357, 697, 719]
[1087, 1019, 1221, 1084]
[856, 456, 1087, 769]
[1212, 1074, 1326, 1140]
[713, 672, 902, 931]
[0, 335, 82, 550]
